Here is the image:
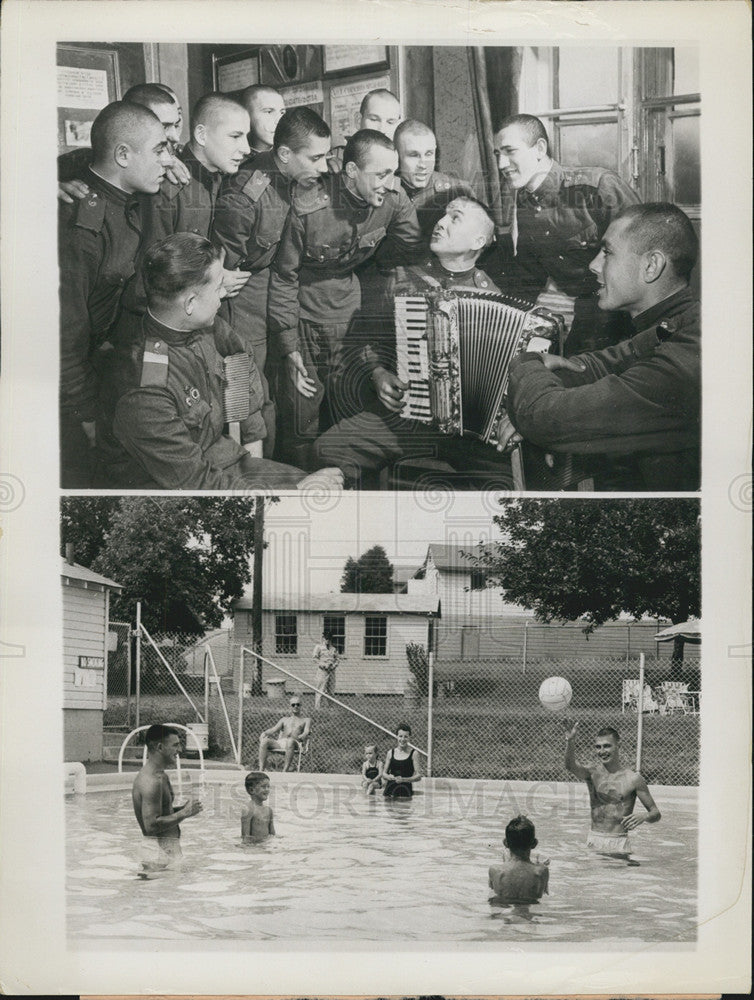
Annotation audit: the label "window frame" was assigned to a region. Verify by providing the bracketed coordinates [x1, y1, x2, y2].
[323, 614, 346, 655]
[363, 615, 388, 658]
[274, 614, 298, 656]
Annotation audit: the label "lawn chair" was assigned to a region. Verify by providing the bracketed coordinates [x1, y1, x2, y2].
[268, 735, 311, 772]
[659, 681, 692, 715]
[622, 679, 659, 714]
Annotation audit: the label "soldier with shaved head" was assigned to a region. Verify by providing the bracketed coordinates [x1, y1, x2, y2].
[240, 84, 286, 162]
[59, 100, 173, 486]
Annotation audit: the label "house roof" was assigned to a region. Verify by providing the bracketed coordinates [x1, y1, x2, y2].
[234, 593, 440, 615]
[61, 558, 122, 592]
[425, 543, 490, 574]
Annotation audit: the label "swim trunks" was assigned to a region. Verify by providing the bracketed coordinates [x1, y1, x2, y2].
[587, 830, 632, 856]
[139, 836, 183, 872]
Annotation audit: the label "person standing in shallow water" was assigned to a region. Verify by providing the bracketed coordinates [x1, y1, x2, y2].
[132, 724, 203, 873]
[383, 722, 422, 798]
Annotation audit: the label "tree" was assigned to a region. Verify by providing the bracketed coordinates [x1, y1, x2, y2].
[60, 497, 264, 634]
[471, 499, 700, 675]
[340, 545, 394, 593]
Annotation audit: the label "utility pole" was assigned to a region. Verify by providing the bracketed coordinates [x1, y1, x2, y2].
[251, 497, 264, 695]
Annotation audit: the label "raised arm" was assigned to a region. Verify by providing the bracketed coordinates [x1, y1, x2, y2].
[563, 721, 591, 780]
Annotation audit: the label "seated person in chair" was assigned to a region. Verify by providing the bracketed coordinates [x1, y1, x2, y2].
[258, 695, 311, 772]
[499, 203, 700, 492]
[312, 197, 515, 489]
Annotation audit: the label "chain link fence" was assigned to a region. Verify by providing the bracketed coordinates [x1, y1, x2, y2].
[102, 618, 699, 786]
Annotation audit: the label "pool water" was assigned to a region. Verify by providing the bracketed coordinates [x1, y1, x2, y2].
[66, 778, 697, 944]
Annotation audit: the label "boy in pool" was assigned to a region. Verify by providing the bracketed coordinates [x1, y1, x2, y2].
[564, 721, 661, 858]
[360, 744, 384, 794]
[241, 772, 275, 843]
[489, 815, 550, 903]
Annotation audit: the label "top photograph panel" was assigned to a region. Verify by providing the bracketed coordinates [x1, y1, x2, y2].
[58, 42, 700, 493]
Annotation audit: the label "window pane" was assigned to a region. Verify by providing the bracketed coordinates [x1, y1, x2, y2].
[275, 614, 297, 655]
[558, 48, 618, 107]
[673, 47, 699, 95]
[559, 121, 620, 171]
[323, 614, 346, 654]
[364, 616, 387, 656]
[670, 112, 700, 205]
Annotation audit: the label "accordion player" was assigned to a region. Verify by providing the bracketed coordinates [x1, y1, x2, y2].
[394, 288, 564, 446]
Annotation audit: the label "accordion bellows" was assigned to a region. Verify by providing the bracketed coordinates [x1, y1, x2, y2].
[222, 353, 252, 424]
[395, 289, 563, 444]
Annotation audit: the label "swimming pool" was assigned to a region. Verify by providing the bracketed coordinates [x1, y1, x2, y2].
[66, 772, 697, 945]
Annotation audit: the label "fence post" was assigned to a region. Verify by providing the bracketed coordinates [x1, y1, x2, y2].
[125, 625, 132, 729]
[427, 650, 434, 777]
[636, 652, 645, 771]
[203, 650, 210, 723]
[238, 647, 245, 765]
[134, 601, 142, 728]
[522, 621, 528, 675]
[625, 624, 631, 672]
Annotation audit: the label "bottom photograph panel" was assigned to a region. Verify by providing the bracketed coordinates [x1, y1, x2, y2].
[61, 493, 700, 945]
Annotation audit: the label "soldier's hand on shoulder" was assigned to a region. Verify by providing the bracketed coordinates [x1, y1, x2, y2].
[165, 157, 191, 188]
[493, 413, 521, 453]
[222, 267, 251, 297]
[58, 180, 90, 204]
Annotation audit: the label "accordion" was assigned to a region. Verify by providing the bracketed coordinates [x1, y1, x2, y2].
[222, 353, 251, 441]
[395, 289, 563, 445]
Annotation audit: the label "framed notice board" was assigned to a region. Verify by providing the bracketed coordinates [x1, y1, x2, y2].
[57, 44, 121, 155]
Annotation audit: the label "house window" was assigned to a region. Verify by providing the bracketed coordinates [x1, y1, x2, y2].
[323, 614, 346, 654]
[470, 569, 487, 591]
[364, 615, 387, 657]
[275, 614, 297, 654]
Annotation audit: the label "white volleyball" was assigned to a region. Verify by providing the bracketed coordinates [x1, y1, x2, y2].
[538, 676, 573, 712]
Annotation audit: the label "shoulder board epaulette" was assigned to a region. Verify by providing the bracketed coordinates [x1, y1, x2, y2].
[293, 177, 331, 215]
[242, 170, 271, 202]
[140, 336, 169, 388]
[73, 191, 106, 233]
[562, 166, 610, 188]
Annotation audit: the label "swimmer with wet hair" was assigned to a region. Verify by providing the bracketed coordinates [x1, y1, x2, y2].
[488, 815, 550, 904]
[241, 771, 275, 843]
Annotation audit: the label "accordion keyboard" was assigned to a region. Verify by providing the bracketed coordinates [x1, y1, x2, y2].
[395, 296, 432, 421]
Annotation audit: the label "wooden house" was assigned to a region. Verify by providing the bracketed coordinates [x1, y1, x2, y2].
[232, 593, 440, 695]
[62, 557, 122, 761]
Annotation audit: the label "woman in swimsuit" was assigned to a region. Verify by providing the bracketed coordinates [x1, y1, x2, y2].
[383, 722, 422, 798]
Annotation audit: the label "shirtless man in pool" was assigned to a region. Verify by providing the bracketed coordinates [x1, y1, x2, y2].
[132, 724, 203, 872]
[258, 696, 311, 771]
[564, 722, 661, 857]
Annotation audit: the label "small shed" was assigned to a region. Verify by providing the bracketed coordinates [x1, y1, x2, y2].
[62, 556, 122, 762]
[233, 593, 441, 695]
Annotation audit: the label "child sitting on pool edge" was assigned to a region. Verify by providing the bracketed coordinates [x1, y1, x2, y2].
[489, 815, 550, 904]
[361, 744, 384, 794]
[241, 772, 275, 843]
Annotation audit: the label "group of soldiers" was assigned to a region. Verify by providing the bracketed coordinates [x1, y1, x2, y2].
[58, 79, 700, 492]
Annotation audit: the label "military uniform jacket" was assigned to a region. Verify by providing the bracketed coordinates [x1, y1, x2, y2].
[147, 145, 223, 245]
[109, 311, 267, 489]
[59, 168, 145, 421]
[508, 287, 700, 488]
[268, 173, 424, 355]
[401, 170, 476, 238]
[497, 161, 640, 301]
[358, 255, 501, 375]
[212, 149, 292, 272]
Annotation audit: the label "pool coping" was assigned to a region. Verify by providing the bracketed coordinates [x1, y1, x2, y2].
[67, 765, 698, 804]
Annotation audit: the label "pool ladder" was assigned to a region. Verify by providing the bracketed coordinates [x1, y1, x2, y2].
[118, 723, 207, 800]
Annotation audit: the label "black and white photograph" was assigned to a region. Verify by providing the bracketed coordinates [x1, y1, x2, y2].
[60, 493, 701, 945]
[57, 39, 701, 493]
[0, 0, 751, 997]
